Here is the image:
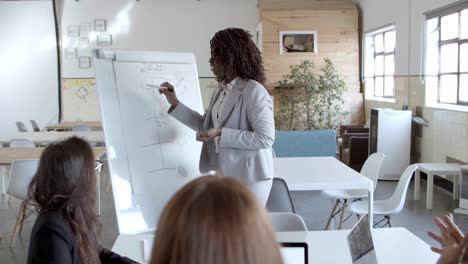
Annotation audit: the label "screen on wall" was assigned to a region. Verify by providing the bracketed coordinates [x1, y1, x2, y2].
[0, 1, 59, 137]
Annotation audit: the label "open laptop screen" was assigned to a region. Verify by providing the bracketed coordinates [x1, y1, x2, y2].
[281, 242, 308, 264]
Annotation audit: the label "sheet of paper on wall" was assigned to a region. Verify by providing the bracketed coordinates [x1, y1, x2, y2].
[79, 22, 90, 36]
[347, 215, 378, 264]
[93, 49, 203, 234]
[79, 57, 91, 69]
[67, 25, 79, 38]
[62, 78, 101, 121]
[65, 48, 76, 60]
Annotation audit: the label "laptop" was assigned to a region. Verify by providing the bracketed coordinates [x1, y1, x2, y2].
[281, 242, 308, 264]
[347, 215, 378, 264]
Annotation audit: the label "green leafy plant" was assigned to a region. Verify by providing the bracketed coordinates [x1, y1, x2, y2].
[275, 58, 348, 130]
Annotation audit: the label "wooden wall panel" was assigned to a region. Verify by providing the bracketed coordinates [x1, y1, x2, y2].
[261, 9, 360, 94]
[259, 0, 357, 10]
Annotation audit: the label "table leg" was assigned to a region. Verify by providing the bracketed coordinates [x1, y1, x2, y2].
[427, 173, 434, 210]
[414, 169, 420, 200]
[368, 189, 373, 229]
[96, 160, 103, 216]
[329, 199, 336, 230]
[453, 174, 460, 199]
[1, 166, 7, 196]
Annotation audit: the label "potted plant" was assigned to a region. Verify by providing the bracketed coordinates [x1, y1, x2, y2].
[275, 58, 348, 130]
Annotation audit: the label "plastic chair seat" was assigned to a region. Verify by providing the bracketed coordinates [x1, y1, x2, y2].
[322, 189, 368, 200]
[348, 164, 419, 217]
[348, 200, 399, 216]
[270, 212, 308, 232]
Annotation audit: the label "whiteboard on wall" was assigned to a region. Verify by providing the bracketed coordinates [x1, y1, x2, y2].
[94, 49, 203, 234]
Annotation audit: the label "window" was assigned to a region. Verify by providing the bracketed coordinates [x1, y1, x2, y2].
[426, 3, 468, 106]
[364, 26, 396, 100]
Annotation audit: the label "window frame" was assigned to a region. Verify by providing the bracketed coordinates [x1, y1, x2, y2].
[426, 2, 468, 106]
[364, 25, 396, 100]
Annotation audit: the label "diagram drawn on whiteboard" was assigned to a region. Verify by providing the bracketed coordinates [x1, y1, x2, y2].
[113, 61, 201, 205]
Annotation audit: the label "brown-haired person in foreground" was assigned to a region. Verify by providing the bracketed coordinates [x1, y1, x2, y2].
[150, 176, 283, 264]
[428, 213, 468, 264]
[27, 137, 137, 264]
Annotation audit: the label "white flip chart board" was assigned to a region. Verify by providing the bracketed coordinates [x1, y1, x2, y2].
[93, 49, 203, 234]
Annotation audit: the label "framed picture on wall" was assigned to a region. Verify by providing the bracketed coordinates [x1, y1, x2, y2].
[67, 25, 79, 37]
[79, 37, 89, 46]
[78, 56, 91, 69]
[97, 34, 112, 46]
[65, 48, 77, 60]
[279, 31, 318, 55]
[94, 19, 107, 31]
[79, 23, 91, 36]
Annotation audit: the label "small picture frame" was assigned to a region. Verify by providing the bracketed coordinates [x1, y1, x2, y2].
[94, 19, 107, 31]
[279, 31, 318, 55]
[65, 48, 77, 60]
[79, 56, 91, 69]
[79, 23, 91, 36]
[67, 25, 79, 37]
[79, 37, 89, 46]
[97, 34, 112, 46]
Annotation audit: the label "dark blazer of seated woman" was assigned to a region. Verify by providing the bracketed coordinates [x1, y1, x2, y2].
[27, 137, 137, 264]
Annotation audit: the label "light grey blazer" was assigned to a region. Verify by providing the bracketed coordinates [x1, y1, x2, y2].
[169, 78, 275, 184]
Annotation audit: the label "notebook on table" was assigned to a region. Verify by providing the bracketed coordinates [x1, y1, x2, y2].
[281, 242, 308, 264]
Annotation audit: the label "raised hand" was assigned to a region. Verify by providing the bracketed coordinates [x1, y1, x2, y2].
[428, 214, 468, 264]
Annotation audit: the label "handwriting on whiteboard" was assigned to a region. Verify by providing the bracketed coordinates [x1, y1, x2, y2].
[140, 63, 166, 73]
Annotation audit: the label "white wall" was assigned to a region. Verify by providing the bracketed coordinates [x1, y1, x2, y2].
[59, 0, 259, 78]
[358, 0, 468, 163]
[0, 1, 59, 137]
[358, 0, 461, 76]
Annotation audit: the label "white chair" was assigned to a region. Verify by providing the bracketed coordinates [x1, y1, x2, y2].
[323, 153, 385, 229]
[30, 120, 41, 132]
[270, 212, 308, 231]
[7, 159, 39, 247]
[3, 140, 36, 199]
[9, 139, 36, 148]
[15, 122, 28, 132]
[348, 164, 419, 228]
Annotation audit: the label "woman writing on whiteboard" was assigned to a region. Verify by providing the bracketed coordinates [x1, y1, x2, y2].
[160, 27, 275, 205]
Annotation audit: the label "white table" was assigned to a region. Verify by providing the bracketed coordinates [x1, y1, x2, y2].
[414, 163, 461, 209]
[46, 121, 103, 131]
[0, 131, 105, 145]
[274, 157, 374, 228]
[112, 228, 438, 264]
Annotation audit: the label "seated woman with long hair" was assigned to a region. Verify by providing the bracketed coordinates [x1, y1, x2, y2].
[27, 137, 136, 264]
[150, 175, 284, 264]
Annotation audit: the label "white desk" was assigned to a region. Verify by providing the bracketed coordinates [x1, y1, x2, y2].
[414, 163, 461, 209]
[112, 228, 438, 264]
[274, 157, 374, 228]
[0, 131, 105, 145]
[46, 121, 103, 131]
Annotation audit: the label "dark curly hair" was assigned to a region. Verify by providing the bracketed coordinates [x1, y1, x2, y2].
[210, 28, 266, 85]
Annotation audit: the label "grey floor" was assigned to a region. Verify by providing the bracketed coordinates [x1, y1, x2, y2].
[1, 163, 467, 263]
